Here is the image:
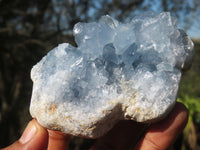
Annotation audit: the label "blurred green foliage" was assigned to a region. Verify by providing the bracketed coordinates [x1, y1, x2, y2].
[178, 39, 200, 124]
[177, 39, 200, 149]
[179, 40, 200, 98]
[178, 96, 200, 131]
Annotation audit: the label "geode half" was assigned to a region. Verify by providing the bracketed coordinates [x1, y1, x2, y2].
[30, 12, 194, 138]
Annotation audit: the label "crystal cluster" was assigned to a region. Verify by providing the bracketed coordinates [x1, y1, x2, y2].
[30, 12, 194, 138]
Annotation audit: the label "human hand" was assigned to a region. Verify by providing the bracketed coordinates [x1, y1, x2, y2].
[1, 119, 70, 150]
[2, 102, 188, 150]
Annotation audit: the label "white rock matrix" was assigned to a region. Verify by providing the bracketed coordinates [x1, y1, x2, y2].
[30, 12, 194, 138]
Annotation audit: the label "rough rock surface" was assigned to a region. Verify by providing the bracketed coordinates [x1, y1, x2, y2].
[30, 12, 194, 138]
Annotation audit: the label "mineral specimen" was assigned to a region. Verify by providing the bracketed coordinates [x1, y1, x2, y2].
[30, 12, 194, 138]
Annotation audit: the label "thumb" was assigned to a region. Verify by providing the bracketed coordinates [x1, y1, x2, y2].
[2, 119, 49, 150]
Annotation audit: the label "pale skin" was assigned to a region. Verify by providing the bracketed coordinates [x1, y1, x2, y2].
[2, 102, 188, 150]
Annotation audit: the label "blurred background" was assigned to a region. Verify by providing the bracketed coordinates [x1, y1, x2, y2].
[0, 0, 200, 149]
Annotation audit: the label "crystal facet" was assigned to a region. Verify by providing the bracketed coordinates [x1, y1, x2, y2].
[30, 12, 194, 138]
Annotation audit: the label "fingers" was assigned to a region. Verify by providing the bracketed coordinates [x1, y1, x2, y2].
[2, 119, 49, 150]
[1, 119, 70, 150]
[90, 120, 148, 150]
[47, 130, 70, 150]
[91, 102, 188, 150]
[135, 102, 188, 150]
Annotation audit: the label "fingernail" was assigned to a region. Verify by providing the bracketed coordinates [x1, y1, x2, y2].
[19, 121, 37, 144]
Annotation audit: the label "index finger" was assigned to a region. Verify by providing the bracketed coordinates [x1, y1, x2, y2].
[47, 130, 70, 150]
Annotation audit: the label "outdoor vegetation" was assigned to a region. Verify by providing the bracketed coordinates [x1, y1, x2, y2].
[0, 0, 200, 149]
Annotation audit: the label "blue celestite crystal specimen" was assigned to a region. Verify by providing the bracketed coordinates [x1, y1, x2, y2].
[30, 12, 194, 138]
